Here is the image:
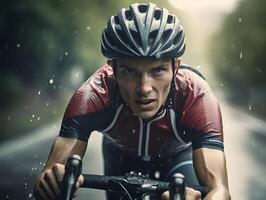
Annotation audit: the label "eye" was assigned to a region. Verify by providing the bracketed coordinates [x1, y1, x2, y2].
[124, 68, 137, 76]
[152, 67, 165, 76]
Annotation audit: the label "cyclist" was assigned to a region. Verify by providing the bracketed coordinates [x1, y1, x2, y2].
[33, 3, 231, 200]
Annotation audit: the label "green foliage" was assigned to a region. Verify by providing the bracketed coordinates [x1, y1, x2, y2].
[209, 0, 266, 116]
[0, 0, 172, 138]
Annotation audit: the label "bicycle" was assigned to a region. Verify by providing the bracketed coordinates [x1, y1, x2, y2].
[63, 155, 208, 200]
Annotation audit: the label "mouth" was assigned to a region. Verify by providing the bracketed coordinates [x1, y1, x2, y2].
[135, 99, 155, 107]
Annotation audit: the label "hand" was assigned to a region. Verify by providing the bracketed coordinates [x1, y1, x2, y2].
[161, 187, 202, 200]
[33, 163, 84, 200]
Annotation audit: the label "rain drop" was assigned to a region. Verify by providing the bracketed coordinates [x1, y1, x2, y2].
[38, 90, 41, 95]
[46, 102, 50, 106]
[7, 116, 11, 121]
[49, 78, 54, 84]
[248, 104, 252, 111]
[221, 83, 224, 87]
[17, 43, 21, 48]
[86, 26, 90, 30]
[37, 117, 40, 121]
[65, 51, 68, 56]
[74, 30, 78, 34]
[32, 114, 35, 118]
[238, 17, 242, 23]
[154, 171, 160, 179]
[240, 51, 243, 59]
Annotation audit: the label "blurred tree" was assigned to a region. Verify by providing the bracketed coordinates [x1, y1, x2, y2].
[0, 0, 170, 138]
[210, 0, 266, 117]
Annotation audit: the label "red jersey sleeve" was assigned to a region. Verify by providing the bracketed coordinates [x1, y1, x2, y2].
[176, 68, 224, 151]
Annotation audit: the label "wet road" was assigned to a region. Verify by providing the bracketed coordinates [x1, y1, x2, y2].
[0, 99, 265, 200]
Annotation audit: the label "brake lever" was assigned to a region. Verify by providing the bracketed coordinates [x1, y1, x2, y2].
[63, 154, 82, 200]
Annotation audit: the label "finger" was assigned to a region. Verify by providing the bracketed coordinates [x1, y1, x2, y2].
[52, 163, 65, 188]
[75, 174, 84, 188]
[72, 189, 78, 199]
[185, 187, 202, 200]
[39, 171, 57, 199]
[39, 179, 56, 199]
[34, 182, 48, 200]
[161, 191, 169, 200]
[44, 168, 61, 197]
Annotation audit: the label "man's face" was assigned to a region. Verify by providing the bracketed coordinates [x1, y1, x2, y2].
[111, 57, 177, 119]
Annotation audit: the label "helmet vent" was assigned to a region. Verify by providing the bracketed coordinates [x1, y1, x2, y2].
[154, 9, 161, 20]
[114, 16, 120, 24]
[130, 29, 142, 47]
[125, 10, 133, 20]
[167, 15, 174, 24]
[161, 30, 171, 44]
[149, 30, 159, 46]
[138, 4, 148, 13]
[173, 31, 183, 45]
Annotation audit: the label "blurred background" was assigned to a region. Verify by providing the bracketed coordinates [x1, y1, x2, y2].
[0, 0, 265, 199]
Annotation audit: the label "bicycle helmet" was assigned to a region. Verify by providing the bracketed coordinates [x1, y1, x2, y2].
[101, 3, 185, 59]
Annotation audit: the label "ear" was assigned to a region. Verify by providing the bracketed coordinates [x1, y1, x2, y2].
[175, 58, 181, 69]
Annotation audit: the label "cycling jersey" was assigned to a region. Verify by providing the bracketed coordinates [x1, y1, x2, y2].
[59, 64, 224, 161]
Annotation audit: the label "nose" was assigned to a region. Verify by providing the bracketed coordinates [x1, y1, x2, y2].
[136, 74, 152, 96]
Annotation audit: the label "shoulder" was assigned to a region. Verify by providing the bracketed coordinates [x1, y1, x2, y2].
[175, 64, 211, 97]
[64, 64, 116, 119]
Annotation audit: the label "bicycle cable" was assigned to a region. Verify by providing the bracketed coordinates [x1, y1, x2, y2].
[111, 179, 133, 200]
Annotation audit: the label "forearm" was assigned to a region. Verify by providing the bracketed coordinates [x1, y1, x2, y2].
[43, 136, 87, 170]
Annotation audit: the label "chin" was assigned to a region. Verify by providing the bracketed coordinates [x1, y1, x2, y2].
[135, 111, 157, 119]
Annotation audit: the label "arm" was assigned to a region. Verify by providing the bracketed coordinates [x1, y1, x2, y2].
[33, 136, 87, 200]
[193, 148, 231, 200]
